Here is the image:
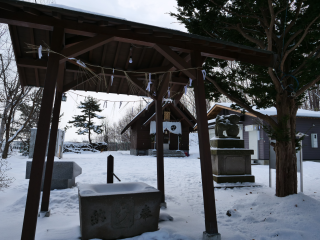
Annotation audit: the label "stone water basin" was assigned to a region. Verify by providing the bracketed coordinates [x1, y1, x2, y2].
[78, 182, 161, 240]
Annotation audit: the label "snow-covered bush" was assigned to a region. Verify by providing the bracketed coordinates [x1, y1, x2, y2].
[0, 158, 14, 191]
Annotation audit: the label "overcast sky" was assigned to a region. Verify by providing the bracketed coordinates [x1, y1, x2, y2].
[53, 0, 187, 141]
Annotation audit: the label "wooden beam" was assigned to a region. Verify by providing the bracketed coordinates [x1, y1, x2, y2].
[40, 63, 65, 213]
[21, 25, 64, 240]
[29, 28, 36, 59]
[63, 74, 99, 92]
[65, 35, 90, 48]
[59, 35, 114, 63]
[0, 2, 18, 12]
[155, 99, 165, 204]
[149, 51, 158, 67]
[153, 32, 172, 38]
[52, 11, 61, 20]
[34, 69, 39, 87]
[100, 44, 108, 66]
[23, 7, 41, 16]
[78, 16, 84, 24]
[143, 102, 170, 126]
[17, 58, 47, 69]
[116, 24, 131, 30]
[8, 25, 27, 87]
[119, 46, 132, 95]
[154, 44, 196, 79]
[98, 20, 108, 27]
[117, 78, 123, 94]
[107, 76, 111, 93]
[191, 51, 219, 235]
[143, 113, 156, 126]
[127, 73, 156, 100]
[137, 48, 146, 67]
[113, 42, 121, 68]
[134, 28, 153, 34]
[172, 104, 194, 127]
[156, 71, 173, 100]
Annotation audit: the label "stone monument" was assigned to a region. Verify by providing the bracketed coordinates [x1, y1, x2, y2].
[211, 115, 255, 183]
[26, 161, 82, 190]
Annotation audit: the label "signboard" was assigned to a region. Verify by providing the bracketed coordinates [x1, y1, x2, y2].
[164, 111, 170, 121]
[150, 121, 182, 135]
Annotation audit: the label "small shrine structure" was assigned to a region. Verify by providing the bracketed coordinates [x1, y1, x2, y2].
[121, 100, 196, 156]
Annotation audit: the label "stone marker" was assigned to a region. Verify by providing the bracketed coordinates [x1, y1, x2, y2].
[26, 161, 82, 190]
[78, 182, 161, 240]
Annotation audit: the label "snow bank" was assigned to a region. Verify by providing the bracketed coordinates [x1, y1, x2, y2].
[0, 140, 320, 240]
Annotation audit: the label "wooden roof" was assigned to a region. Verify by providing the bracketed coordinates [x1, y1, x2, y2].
[121, 101, 196, 134]
[0, 0, 277, 101]
[194, 103, 257, 130]
[194, 103, 320, 130]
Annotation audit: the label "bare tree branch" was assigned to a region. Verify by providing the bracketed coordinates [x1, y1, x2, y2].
[281, 15, 320, 71]
[205, 76, 279, 129]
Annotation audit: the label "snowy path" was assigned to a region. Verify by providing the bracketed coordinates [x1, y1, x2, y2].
[0, 147, 320, 239]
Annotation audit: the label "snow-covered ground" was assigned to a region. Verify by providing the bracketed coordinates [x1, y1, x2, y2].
[0, 133, 320, 240]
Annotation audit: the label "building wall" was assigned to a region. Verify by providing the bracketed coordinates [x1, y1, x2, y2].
[296, 118, 320, 160]
[215, 109, 320, 160]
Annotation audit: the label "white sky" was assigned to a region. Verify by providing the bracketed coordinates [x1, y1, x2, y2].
[55, 0, 187, 141]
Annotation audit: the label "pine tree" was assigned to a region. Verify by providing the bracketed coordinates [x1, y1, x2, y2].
[68, 97, 105, 144]
[171, 0, 320, 197]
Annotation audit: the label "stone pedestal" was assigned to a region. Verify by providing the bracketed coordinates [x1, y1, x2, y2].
[26, 161, 82, 190]
[210, 139, 255, 183]
[148, 149, 186, 157]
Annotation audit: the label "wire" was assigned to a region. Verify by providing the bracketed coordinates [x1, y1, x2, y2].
[68, 91, 150, 103]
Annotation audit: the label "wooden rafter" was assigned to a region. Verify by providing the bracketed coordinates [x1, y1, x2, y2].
[34, 68, 40, 87]
[154, 44, 196, 79]
[63, 74, 99, 92]
[172, 104, 194, 127]
[59, 35, 114, 63]
[127, 73, 156, 100]
[8, 25, 27, 87]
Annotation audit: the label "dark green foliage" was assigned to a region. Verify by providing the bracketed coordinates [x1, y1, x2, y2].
[171, 0, 320, 108]
[171, 0, 320, 196]
[68, 96, 105, 144]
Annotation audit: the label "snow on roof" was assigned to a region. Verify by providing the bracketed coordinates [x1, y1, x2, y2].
[120, 100, 154, 134]
[208, 103, 320, 118]
[49, 4, 126, 20]
[48, 4, 180, 32]
[208, 119, 216, 124]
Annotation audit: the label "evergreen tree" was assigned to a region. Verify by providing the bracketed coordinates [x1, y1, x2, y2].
[171, 0, 320, 197]
[68, 97, 105, 144]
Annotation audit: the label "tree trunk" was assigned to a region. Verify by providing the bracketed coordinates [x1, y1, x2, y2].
[1, 141, 10, 159]
[275, 95, 298, 197]
[0, 117, 6, 151]
[0, 102, 9, 151]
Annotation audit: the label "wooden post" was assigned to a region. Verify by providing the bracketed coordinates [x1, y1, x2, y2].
[191, 51, 219, 235]
[40, 65, 64, 213]
[155, 99, 165, 205]
[107, 155, 114, 183]
[21, 26, 64, 240]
